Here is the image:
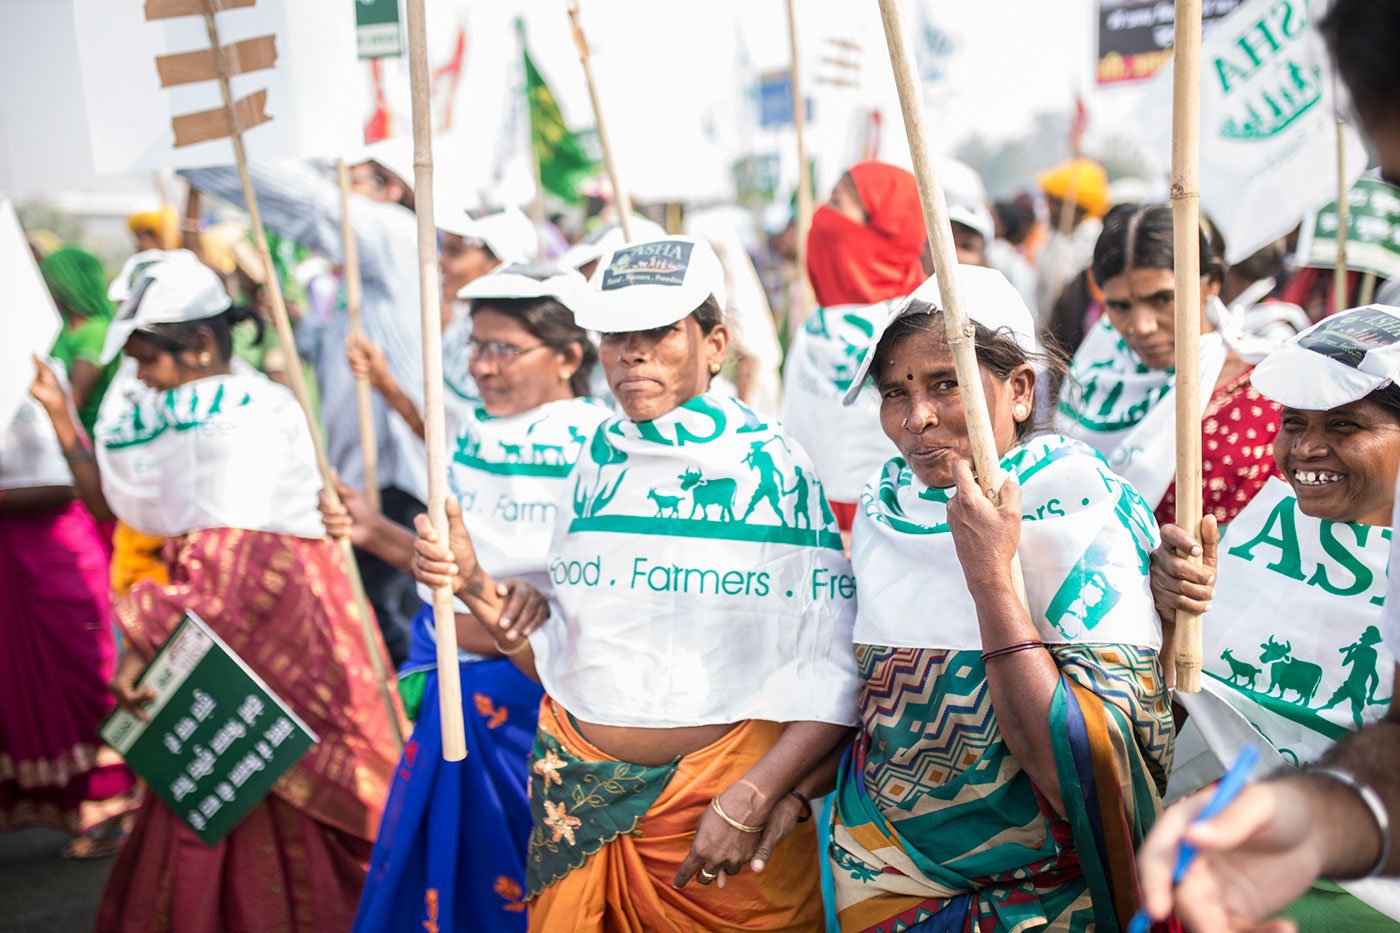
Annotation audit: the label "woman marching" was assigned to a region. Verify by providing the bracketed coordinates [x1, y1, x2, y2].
[830, 266, 1173, 931]
[324, 262, 610, 932]
[413, 236, 861, 931]
[1056, 203, 1280, 527]
[1152, 304, 1400, 927]
[35, 258, 402, 931]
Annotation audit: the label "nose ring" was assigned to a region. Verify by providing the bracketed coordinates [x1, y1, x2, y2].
[902, 417, 909, 430]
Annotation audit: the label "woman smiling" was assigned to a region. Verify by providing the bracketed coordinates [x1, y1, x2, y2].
[830, 267, 1172, 932]
[412, 236, 860, 931]
[1057, 204, 1280, 528]
[1152, 304, 1400, 926]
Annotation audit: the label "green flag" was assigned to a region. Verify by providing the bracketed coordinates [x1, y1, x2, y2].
[519, 20, 596, 204]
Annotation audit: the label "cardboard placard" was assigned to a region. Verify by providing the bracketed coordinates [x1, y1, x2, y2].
[0, 200, 61, 434]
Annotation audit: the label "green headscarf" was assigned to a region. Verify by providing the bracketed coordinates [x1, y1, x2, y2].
[41, 247, 114, 321]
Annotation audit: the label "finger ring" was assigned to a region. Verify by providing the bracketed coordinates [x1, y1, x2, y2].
[699, 868, 717, 881]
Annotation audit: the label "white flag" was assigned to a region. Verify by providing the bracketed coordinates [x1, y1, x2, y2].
[0, 200, 61, 432]
[1140, 0, 1367, 264]
[71, 0, 360, 174]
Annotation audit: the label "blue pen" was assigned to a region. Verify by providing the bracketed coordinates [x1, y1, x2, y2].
[1126, 746, 1261, 933]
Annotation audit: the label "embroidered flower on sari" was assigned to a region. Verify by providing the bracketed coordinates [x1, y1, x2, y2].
[543, 800, 582, 845]
[493, 875, 525, 913]
[533, 749, 567, 788]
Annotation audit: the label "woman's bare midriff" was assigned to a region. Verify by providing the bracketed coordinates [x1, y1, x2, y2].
[575, 719, 739, 766]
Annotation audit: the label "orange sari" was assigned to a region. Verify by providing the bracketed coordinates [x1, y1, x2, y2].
[526, 698, 822, 932]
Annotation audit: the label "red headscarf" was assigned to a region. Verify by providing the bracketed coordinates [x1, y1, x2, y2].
[806, 161, 926, 307]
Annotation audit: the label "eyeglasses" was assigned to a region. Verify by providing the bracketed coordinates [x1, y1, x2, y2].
[467, 339, 549, 364]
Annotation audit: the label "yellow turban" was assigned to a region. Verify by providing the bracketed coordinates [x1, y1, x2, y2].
[1036, 158, 1110, 219]
[126, 206, 179, 248]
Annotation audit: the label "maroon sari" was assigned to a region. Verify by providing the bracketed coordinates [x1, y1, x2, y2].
[97, 527, 403, 933]
[0, 500, 132, 832]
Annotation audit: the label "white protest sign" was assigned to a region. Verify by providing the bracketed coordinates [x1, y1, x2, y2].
[1139, 0, 1368, 264]
[0, 200, 61, 433]
[71, 0, 360, 174]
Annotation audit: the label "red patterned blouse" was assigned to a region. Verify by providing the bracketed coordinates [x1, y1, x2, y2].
[1156, 367, 1281, 528]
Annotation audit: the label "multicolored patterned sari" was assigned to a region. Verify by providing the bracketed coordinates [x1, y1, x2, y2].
[833, 437, 1174, 932]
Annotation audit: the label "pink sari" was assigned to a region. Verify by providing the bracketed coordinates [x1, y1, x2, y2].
[0, 500, 133, 832]
[97, 527, 403, 933]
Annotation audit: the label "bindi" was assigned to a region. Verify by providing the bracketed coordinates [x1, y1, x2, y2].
[906, 372, 914, 381]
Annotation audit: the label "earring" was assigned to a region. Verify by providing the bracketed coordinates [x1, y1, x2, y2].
[709, 363, 721, 375]
[198, 352, 213, 367]
[1013, 404, 1029, 421]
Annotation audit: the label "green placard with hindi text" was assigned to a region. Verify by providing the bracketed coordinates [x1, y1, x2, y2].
[100, 612, 317, 846]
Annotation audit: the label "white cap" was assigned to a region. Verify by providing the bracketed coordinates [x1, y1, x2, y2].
[101, 259, 233, 364]
[107, 248, 201, 302]
[947, 201, 995, 244]
[458, 261, 588, 306]
[841, 265, 1038, 405]
[575, 236, 726, 333]
[560, 216, 668, 271]
[1252, 304, 1400, 410]
[438, 205, 538, 265]
[352, 137, 416, 191]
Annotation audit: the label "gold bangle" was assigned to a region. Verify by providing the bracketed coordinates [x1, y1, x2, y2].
[710, 795, 764, 834]
[492, 636, 530, 657]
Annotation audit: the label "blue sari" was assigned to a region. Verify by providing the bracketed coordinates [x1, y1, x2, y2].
[354, 604, 543, 932]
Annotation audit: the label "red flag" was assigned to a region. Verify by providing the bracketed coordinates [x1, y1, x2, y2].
[432, 27, 468, 132]
[363, 58, 391, 143]
[1069, 96, 1088, 157]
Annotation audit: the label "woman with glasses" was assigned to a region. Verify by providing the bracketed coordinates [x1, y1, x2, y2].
[322, 262, 608, 933]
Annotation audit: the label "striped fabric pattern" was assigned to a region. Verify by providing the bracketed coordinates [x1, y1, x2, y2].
[831, 643, 1172, 932]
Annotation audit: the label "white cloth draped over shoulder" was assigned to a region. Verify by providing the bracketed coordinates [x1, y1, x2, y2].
[1055, 317, 1227, 507]
[852, 434, 1162, 651]
[531, 393, 861, 728]
[94, 370, 324, 539]
[781, 302, 898, 504]
[0, 360, 75, 491]
[1169, 476, 1400, 919]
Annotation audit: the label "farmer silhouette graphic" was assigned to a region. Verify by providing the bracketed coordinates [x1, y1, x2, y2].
[740, 439, 788, 525]
[1320, 625, 1385, 727]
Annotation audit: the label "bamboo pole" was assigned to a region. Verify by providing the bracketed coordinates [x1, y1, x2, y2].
[1334, 118, 1351, 315]
[1170, 0, 1205, 693]
[336, 159, 381, 513]
[198, 4, 403, 745]
[404, 0, 468, 761]
[1359, 271, 1378, 307]
[876, 0, 1029, 609]
[786, 0, 814, 331]
[566, 0, 632, 240]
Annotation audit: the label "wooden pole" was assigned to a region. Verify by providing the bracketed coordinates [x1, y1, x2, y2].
[336, 159, 381, 513]
[786, 0, 814, 331]
[1333, 118, 1351, 315]
[1359, 271, 1378, 307]
[877, 0, 1005, 500]
[566, 0, 632, 240]
[404, 0, 468, 761]
[1170, 0, 1205, 693]
[199, 5, 403, 745]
